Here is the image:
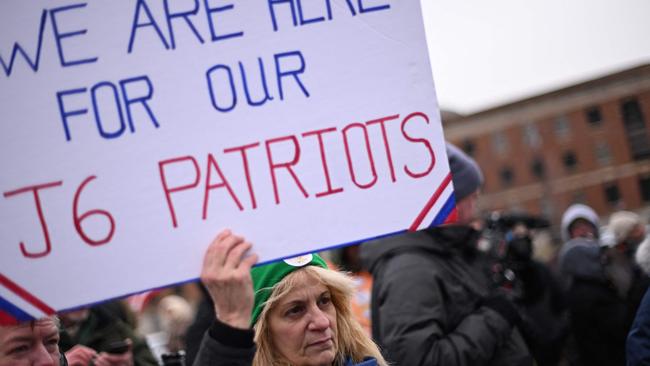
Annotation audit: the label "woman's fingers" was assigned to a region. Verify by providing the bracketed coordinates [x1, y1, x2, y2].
[210, 231, 240, 264]
[240, 252, 259, 271]
[224, 240, 253, 270]
[202, 230, 239, 275]
[200, 230, 259, 329]
[218, 233, 246, 265]
[202, 230, 227, 272]
[215, 229, 230, 241]
[205, 229, 256, 270]
[202, 230, 257, 284]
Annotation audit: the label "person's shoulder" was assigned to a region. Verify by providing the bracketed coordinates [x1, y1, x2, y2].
[372, 236, 440, 268]
[364, 230, 430, 248]
[361, 230, 436, 273]
[559, 238, 601, 268]
[363, 231, 439, 259]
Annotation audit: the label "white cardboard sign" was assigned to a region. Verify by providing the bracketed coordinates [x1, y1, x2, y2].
[0, 0, 455, 323]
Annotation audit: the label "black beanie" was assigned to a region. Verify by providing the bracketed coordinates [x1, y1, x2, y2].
[446, 143, 484, 201]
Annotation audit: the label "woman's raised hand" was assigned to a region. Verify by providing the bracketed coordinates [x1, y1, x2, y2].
[201, 229, 259, 329]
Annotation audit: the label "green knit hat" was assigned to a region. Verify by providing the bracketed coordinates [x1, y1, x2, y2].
[250, 253, 328, 326]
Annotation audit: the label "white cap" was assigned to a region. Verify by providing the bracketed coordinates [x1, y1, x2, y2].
[608, 211, 643, 244]
[561, 204, 599, 243]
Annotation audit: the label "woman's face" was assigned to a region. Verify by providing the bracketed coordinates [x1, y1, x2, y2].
[268, 273, 338, 366]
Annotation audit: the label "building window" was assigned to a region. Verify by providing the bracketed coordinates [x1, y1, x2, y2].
[523, 123, 541, 148]
[585, 106, 603, 126]
[554, 115, 571, 139]
[462, 139, 476, 157]
[640, 176, 650, 202]
[563, 150, 578, 172]
[621, 98, 650, 160]
[604, 182, 621, 206]
[492, 131, 509, 154]
[500, 167, 514, 187]
[594, 142, 612, 166]
[531, 157, 546, 179]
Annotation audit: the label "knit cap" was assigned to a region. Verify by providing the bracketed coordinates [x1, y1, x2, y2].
[446, 143, 484, 202]
[250, 253, 328, 326]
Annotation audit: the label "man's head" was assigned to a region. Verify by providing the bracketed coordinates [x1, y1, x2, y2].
[608, 211, 646, 246]
[560, 203, 599, 242]
[568, 218, 598, 241]
[602, 211, 648, 258]
[0, 316, 61, 366]
[447, 143, 484, 225]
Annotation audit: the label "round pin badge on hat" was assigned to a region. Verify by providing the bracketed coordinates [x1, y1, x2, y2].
[284, 254, 313, 267]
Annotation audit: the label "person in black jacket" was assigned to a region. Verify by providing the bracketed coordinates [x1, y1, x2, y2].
[560, 208, 649, 366]
[485, 214, 569, 366]
[184, 285, 215, 366]
[359, 143, 532, 366]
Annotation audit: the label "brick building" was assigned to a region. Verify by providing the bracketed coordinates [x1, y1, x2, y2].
[443, 63, 650, 232]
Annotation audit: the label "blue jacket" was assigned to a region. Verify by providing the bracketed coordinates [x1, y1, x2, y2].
[345, 357, 377, 366]
[627, 288, 650, 366]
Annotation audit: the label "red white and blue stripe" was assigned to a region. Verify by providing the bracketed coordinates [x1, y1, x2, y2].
[0, 273, 54, 325]
[409, 173, 457, 231]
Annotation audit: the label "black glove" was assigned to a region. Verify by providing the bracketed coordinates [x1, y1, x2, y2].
[482, 293, 521, 327]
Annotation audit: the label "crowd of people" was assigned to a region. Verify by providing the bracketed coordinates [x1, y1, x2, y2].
[2, 143, 649, 366]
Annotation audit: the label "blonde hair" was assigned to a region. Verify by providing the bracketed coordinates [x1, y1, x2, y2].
[252, 266, 387, 366]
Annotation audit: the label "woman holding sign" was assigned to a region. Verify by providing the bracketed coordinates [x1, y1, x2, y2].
[194, 230, 387, 366]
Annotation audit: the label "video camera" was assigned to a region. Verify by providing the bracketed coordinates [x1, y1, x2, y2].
[483, 212, 550, 300]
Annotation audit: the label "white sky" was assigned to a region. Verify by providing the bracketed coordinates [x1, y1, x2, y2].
[421, 0, 650, 114]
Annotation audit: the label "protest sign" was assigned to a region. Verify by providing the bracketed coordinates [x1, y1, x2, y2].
[0, 0, 455, 324]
